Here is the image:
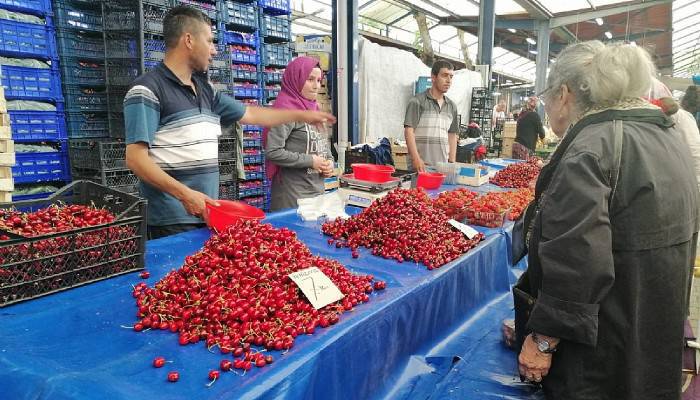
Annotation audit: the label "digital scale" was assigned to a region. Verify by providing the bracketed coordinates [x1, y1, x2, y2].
[338, 174, 412, 208]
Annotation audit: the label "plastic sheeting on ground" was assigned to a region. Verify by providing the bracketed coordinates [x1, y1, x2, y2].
[358, 38, 483, 144]
[0, 176, 547, 399]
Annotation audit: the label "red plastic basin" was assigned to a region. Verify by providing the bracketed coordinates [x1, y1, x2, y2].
[206, 200, 265, 232]
[351, 163, 395, 183]
[417, 172, 445, 190]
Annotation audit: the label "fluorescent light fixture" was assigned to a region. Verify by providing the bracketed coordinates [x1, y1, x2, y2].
[630, 41, 636, 47]
[595, 17, 604, 25]
[529, 50, 538, 54]
[508, 28, 516, 33]
[604, 31, 612, 39]
[526, 38, 536, 45]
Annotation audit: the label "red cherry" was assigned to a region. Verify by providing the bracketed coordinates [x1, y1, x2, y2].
[139, 271, 150, 279]
[255, 358, 266, 368]
[220, 359, 232, 372]
[167, 371, 179, 382]
[153, 356, 166, 368]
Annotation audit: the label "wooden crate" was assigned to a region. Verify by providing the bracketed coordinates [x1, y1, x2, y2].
[503, 121, 517, 139]
[0, 140, 14, 166]
[0, 191, 11, 203]
[0, 167, 12, 191]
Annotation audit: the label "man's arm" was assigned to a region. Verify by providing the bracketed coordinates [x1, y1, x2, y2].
[448, 133, 458, 163]
[240, 106, 336, 127]
[404, 126, 425, 172]
[125, 143, 217, 220]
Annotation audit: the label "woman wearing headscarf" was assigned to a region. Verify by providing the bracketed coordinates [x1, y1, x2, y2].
[514, 41, 699, 399]
[265, 57, 334, 211]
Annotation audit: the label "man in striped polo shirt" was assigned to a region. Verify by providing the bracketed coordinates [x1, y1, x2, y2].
[404, 60, 459, 172]
[124, 6, 334, 239]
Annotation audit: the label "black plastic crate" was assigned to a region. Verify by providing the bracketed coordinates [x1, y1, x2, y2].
[0, 180, 146, 307]
[64, 86, 108, 112]
[344, 148, 372, 173]
[55, 2, 103, 32]
[72, 167, 139, 188]
[66, 111, 109, 139]
[219, 181, 237, 200]
[60, 58, 106, 86]
[56, 29, 105, 59]
[219, 137, 236, 160]
[219, 159, 237, 183]
[106, 60, 139, 87]
[69, 140, 127, 171]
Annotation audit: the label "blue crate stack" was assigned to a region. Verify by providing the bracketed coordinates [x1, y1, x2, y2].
[0, 0, 72, 200]
[255, 0, 291, 211]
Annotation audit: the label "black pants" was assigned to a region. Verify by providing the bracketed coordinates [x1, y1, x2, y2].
[147, 223, 206, 240]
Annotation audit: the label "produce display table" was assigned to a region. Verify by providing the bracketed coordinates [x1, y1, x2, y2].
[0, 182, 532, 400]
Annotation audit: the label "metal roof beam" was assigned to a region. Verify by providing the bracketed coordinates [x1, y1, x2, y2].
[359, 0, 379, 11]
[513, 0, 578, 43]
[386, 11, 412, 26]
[550, 0, 672, 28]
[439, 17, 537, 31]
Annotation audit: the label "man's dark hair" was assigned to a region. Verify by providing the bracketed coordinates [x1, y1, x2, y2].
[681, 85, 698, 115]
[163, 6, 210, 50]
[431, 60, 454, 76]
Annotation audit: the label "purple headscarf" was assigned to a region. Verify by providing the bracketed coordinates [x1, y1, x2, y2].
[264, 56, 320, 181]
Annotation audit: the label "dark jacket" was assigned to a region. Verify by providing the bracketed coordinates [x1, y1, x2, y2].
[515, 111, 546, 151]
[523, 109, 699, 400]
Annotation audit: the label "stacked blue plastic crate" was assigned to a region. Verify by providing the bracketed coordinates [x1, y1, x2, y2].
[0, 0, 71, 200]
[257, 0, 290, 211]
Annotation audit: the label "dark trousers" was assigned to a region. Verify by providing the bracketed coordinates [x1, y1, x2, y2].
[147, 223, 206, 240]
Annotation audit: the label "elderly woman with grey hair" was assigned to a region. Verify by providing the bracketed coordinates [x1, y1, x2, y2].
[513, 40, 699, 399]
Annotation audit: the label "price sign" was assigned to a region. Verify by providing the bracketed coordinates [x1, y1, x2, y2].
[289, 267, 345, 309]
[448, 219, 479, 239]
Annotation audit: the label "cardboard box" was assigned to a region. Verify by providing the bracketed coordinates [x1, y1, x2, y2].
[503, 122, 517, 139]
[0, 191, 11, 203]
[393, 153, 409, 170]
[0, 113, 9, 127]
[0, 166, 12, 191]
[0, 126, 10, 140]
[391, 142, 408, 154]
[455, 163, 489, 186]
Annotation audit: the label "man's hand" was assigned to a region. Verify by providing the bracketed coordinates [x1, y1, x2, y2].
[179, 188, 219, 223]
[518, 334, 554, 383]
[412, 156, 426, 172]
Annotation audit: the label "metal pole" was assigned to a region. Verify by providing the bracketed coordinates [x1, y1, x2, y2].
[477, 0, 496, 86]
[535, 20, 550, 115]
[334, 0, 359, 171]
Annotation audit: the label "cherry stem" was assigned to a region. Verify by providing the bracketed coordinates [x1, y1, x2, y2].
[206, 377, 217, 388]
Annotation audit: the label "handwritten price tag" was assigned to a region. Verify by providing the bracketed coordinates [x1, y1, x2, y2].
[289, 267, 345, 309]
[448, 219, 479, 239]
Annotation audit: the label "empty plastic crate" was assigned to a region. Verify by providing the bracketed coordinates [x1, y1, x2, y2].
[72, 167, 138, 188]
[219, 137, 236, 160]
[65, 111, 109, 138]
[9, 109, 67, 142]
[218, 181, 237, 200]
[0, 18, 57, 59]
[106, 61, 139, 86]
[231, 49, 258, 65]
[60, 58, 105, 86]
[63, 86, 107, 112]
[243, 138, 262, 148]
[13, 150, 71, 184]
[56, 30, 104, 59]
[258, 0, 290, 15]
[144, 39, 165, 61]
[69, 140, 126, 170]
[1, 65, 62, 101]
[232, 68, 258, 81]
[219, 159, 237, 182]
[264, 71, 282, 83]
[262, 15, 290, 40]
[225, 2, 257, 29]
[224, 31, 257, 47]
[234, 86, 261, 98]
[55, 3, 103, 32]
[0, 0, 52, 16]
[263, 43, 291, 66]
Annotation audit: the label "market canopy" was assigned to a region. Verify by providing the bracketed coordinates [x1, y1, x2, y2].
[290, 0, 697, 82]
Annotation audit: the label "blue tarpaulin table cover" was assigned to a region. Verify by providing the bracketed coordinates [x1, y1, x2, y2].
[0, 183, 542, 399]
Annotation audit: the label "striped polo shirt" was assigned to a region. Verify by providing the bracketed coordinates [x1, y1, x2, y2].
[124, 62, 246, 226]
[404, 90, 459, 168]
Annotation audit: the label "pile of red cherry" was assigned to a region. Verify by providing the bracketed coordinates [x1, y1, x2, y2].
[321, 188, 484, 270]
[490, 159, 541, 188]
[132, 220, 385, 384]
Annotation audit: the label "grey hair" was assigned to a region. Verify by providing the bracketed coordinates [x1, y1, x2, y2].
[546, 41, 656, 112]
